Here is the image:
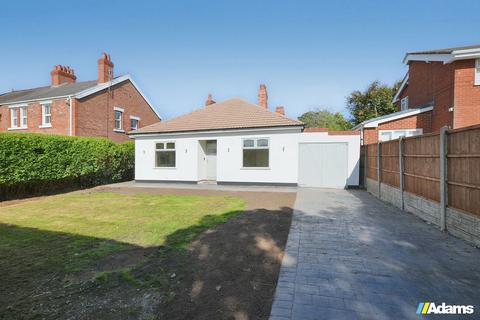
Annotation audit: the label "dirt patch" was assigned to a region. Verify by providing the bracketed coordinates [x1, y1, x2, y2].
[0, 186, 295, 320]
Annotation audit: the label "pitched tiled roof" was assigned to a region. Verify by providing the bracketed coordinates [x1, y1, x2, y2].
[131, 98, 303, 134]
[0, 80, 98, 105]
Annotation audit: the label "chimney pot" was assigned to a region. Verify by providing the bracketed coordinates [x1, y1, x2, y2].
[275, 106, 285, 115]
[258, 84, 268, 108]
[51, 64, 76, 86]
[205, 93, 216, 106]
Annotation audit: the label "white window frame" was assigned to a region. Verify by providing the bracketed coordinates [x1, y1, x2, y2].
[10, 108, 18, 129]
[155, 141, 176, 168]
[20, 106, 28, 128]
[400, 96, 409, 111]
[378, 129, 423, 142]
[114, 107, 124, 132]
[130, 115, 140, 130]
[8, 104, 27, 130]
[242, 137, 270, 169]
[475, 59, 480, 86]
[40, 102, 52, 128]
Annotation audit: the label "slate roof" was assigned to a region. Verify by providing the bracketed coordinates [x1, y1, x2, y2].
[131, 98, 303, 135]
[0, 80, 98, 105]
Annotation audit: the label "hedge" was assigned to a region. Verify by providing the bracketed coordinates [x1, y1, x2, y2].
[0, 133, 134, 200]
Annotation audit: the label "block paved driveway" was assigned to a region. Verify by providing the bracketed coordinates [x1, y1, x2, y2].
[270, 189, 480, 320]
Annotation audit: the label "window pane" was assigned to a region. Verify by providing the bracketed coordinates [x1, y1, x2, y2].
[45, 115, 51, 124]
[44, 104, 51, 114]
[257, 139, 269, 147]
[156, 143, 164, 150]
[243, 149, 269, 167]
[380, 132, 392, 141]
[156, 151, 176, 167]
[243, 139, 254, 148]
[130, 119, 138, 130]
[166, 142, 175, 149]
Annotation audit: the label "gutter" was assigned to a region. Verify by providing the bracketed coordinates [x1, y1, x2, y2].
[128, 125, 305, 138]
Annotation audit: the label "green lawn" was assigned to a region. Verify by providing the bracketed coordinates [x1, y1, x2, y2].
[0, 192, 245, 275]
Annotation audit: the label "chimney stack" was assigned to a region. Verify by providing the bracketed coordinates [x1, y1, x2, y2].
[50, 65, 76, 86]
[98, 52, 114, 83]
[258, 84, 268, 108]
[275, 106, 285, 115]
[205, 93, 216, 106]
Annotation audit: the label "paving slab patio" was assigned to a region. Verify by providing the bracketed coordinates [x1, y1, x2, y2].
[270, 189, 480, 320]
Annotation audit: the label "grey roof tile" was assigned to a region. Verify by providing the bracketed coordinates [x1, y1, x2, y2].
[0, 80, 98, 105]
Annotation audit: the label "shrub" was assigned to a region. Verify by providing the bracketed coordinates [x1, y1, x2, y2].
[0, 133, 134, 200]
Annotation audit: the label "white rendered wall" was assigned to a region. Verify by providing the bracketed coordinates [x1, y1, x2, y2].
[133, 128, 360, 186]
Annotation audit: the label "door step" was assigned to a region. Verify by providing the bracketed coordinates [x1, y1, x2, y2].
[198, 180, 217, 185]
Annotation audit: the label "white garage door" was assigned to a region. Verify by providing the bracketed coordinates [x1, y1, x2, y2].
[298, 143, 348, 188]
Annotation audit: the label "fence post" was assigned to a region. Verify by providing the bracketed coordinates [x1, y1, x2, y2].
[399, 137, 405, 210]
[364, 145, 368, 188]
[377, 142, 382, 197]
[439, 127, 448, 231]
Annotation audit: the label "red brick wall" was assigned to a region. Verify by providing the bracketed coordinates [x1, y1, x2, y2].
[453, 59, 480, 129]
[362, 111, 433, 145]
[75, 80, 160, 142]
[406, 61, 454, 131]
[0, 99, 70, 135]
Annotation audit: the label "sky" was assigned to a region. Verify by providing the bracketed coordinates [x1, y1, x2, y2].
[1, 0, 480, 120]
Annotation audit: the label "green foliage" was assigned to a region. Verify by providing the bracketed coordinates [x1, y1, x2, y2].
[0, 133, 134, 199]
[347, 80, 400, 126]
[298, 109, 352, 130]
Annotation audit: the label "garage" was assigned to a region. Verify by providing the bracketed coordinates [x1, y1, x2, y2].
[298, 142, 349, 188]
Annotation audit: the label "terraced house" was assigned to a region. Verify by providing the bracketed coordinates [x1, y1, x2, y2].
[0, 53, 161, 142]
[354, 44, 480, 144]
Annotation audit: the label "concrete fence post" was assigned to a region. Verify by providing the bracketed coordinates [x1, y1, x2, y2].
[377, 142, 382, 197]
[399, 137, 405, 210]
[439, 127, 448, 231]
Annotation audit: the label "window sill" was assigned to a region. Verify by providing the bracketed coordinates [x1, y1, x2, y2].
[114, 129, 125, 133]
[153, 167, 177, 169]
[8, 127, 28, 131]
[241, 167, 270, 170]
[39, 124, 52, 128]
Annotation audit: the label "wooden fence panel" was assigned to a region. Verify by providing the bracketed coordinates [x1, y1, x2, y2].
[447, 127, 480, 216]
[403, 134, 440, 202]
[380, 139, 400, 187]
[366, 144, 378, 181]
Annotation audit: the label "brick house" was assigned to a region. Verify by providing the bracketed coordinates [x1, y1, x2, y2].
[354, 44, 480, 145]
[0, 53, 161, 142]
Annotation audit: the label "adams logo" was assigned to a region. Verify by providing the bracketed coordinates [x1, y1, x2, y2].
[416, 302, 474, 315]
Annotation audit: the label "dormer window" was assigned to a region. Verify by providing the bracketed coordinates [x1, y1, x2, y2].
[401, 96, 409, 111]
[475, 59, 480, 86]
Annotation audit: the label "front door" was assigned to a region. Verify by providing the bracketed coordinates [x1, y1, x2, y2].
[205, 140, 217, 180]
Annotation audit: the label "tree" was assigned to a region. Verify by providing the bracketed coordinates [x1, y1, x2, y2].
[347, 80, 400, 126]
[298, 109, 352, 130]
